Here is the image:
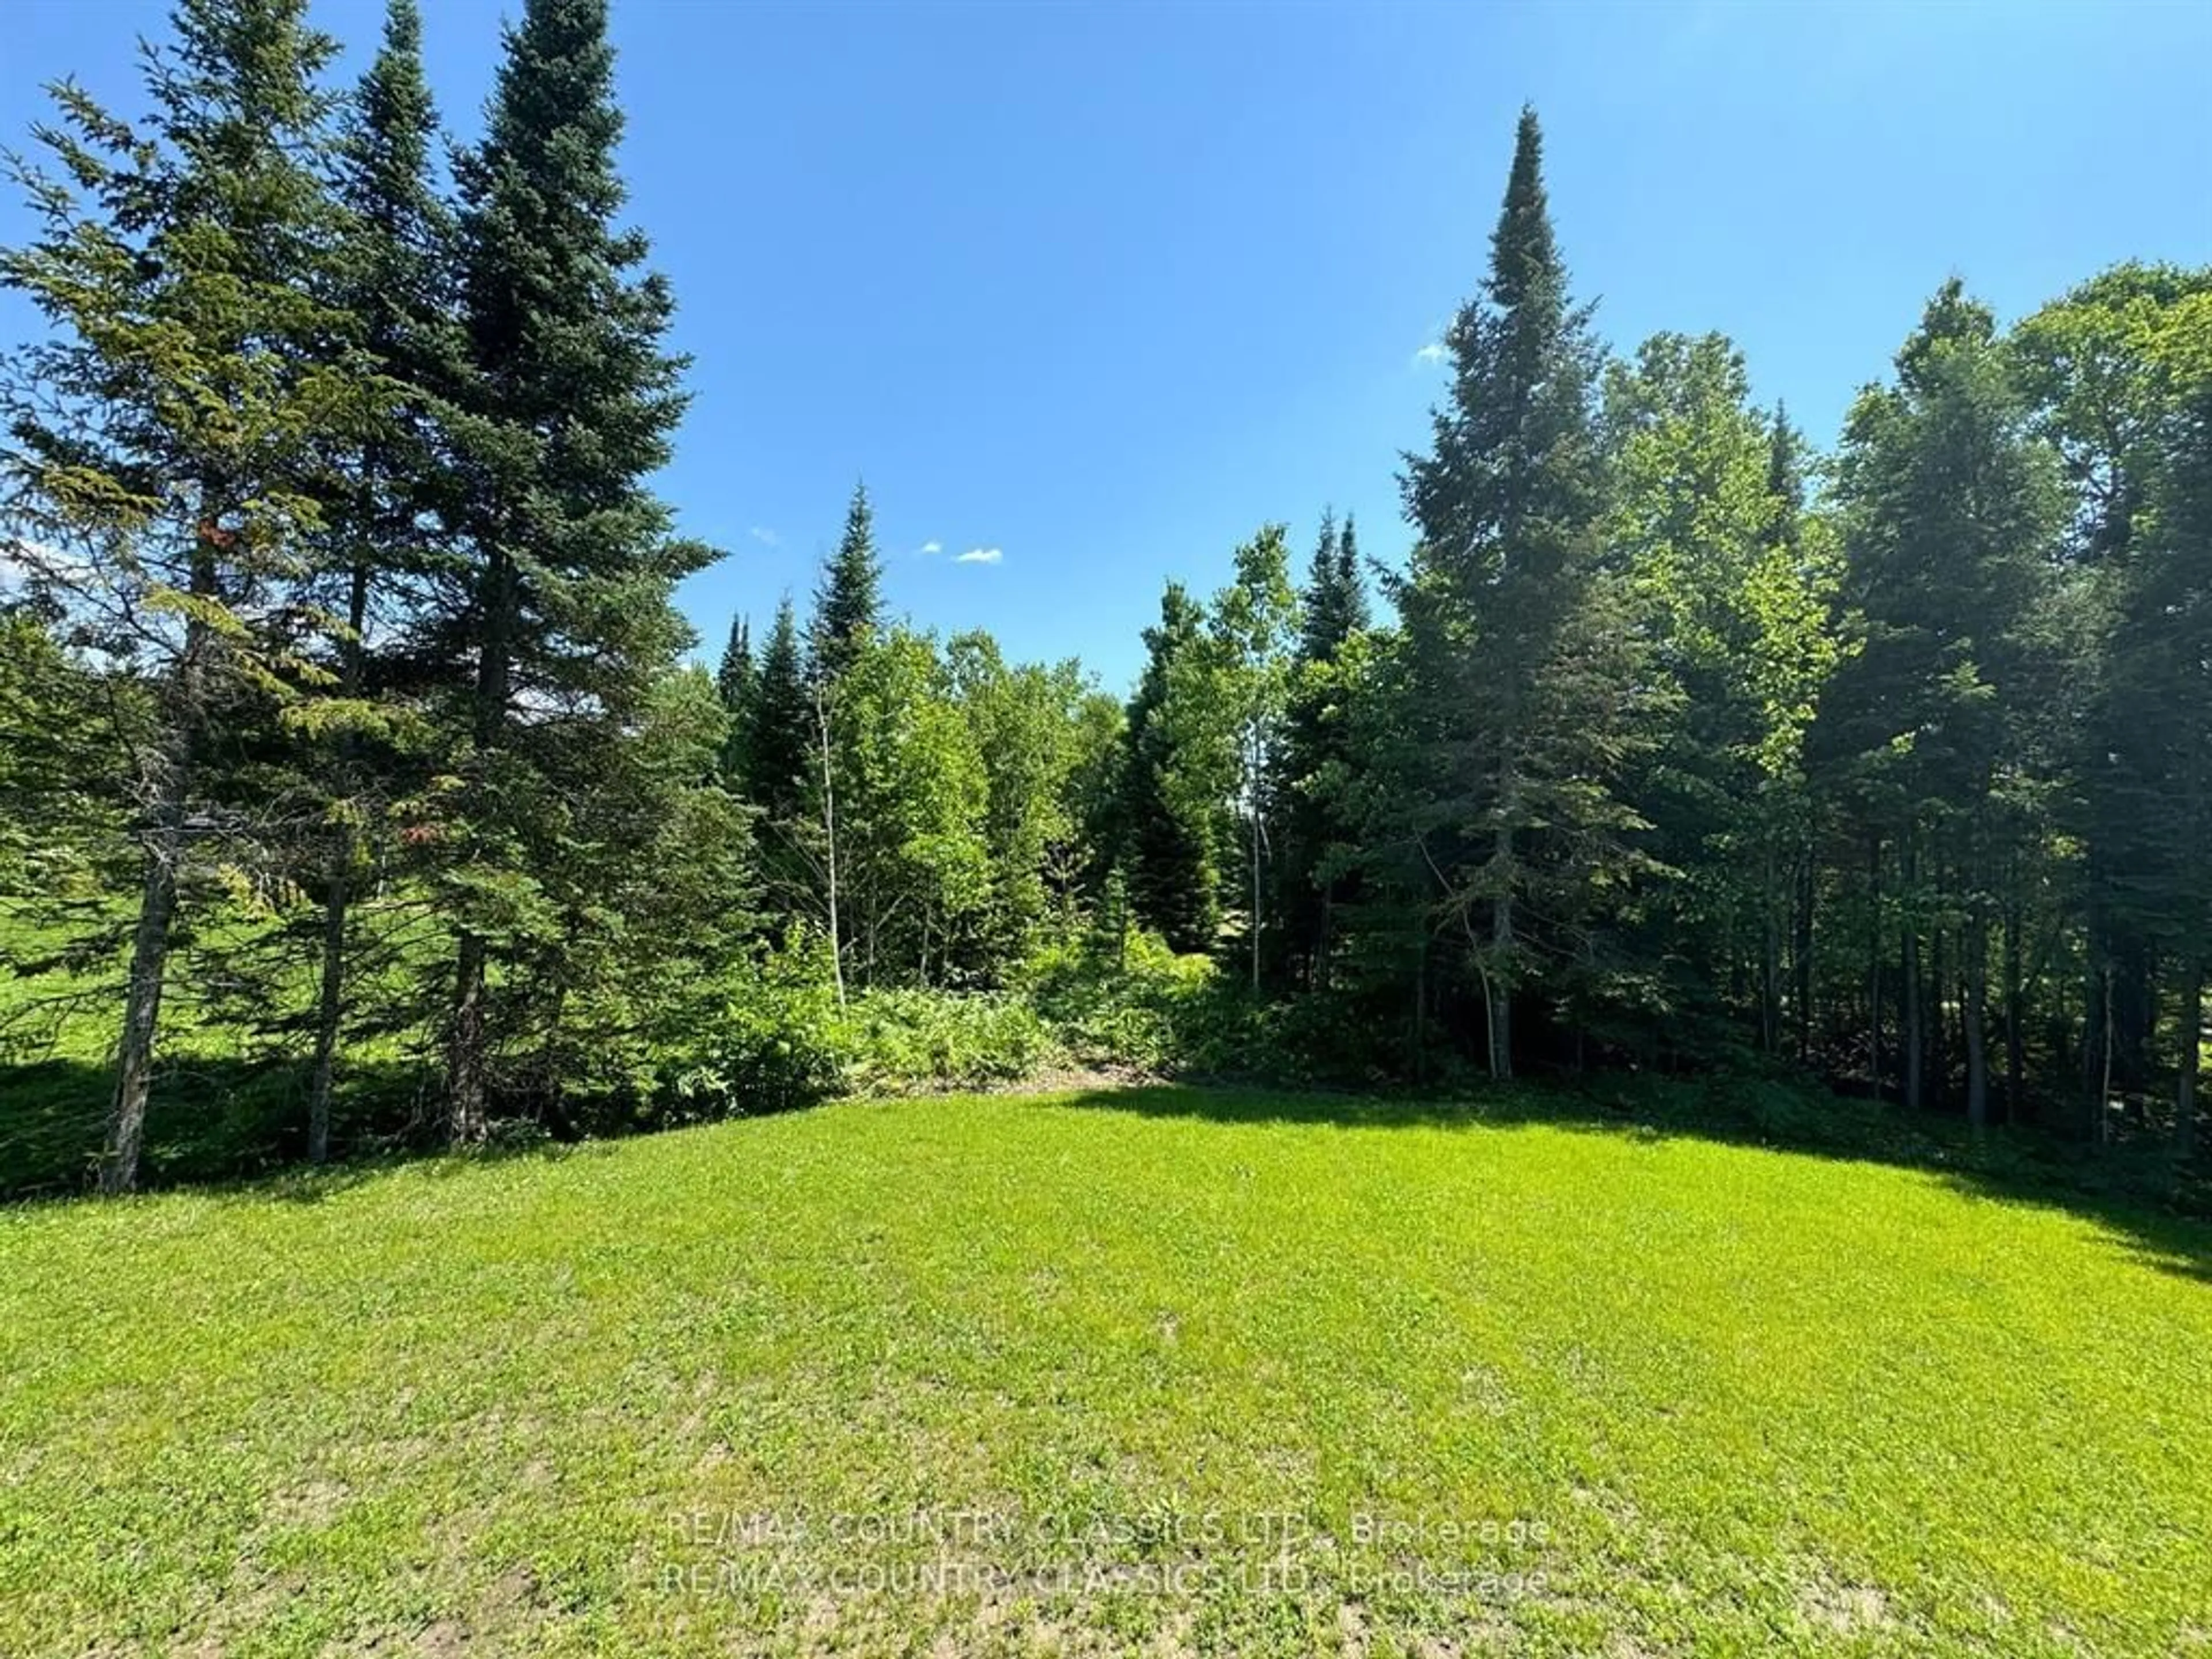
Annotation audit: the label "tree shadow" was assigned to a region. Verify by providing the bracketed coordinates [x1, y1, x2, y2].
[1, 1055, 688, 1207]
[1043, 1077, 2212, 1285]
[12, 1057, 2208, 1289]
[0, 1055, 433, 1203]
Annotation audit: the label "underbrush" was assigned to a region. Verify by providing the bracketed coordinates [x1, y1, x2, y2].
[10, 916, 2206, 1224]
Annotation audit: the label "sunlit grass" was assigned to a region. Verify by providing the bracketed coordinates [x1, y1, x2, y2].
[3, 1086, 2208, 1656]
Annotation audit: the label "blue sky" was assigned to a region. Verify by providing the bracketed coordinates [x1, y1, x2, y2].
[6, 1, 2209, 690]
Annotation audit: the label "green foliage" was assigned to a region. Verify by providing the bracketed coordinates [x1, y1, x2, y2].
[680, 938, 1059, 1119]
[811, 481, 882, 684]
[3, 16, 2206, 1201]
[687, 934, 850, 1118]
[1273, 510, 1370, 992]
[1117, 582, 1223, 953]
[836, 989, 1055, 1093]
[1383, 104, 1660, 1078]
[1022, 930, 1218, 1072]
[741, 594, 814, 830]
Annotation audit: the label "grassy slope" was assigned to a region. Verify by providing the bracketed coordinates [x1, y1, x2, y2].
[3, 1087, 2208, 1657]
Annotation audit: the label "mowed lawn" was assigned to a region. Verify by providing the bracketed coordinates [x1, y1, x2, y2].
[4, 1089, 2210, 1657]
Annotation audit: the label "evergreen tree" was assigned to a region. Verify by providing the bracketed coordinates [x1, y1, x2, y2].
[434, 0, 706, 1140]
[0, 0, 368, 1192]
[744, 597, 813, 827]
[1387, 105, 1654, 1078]
[714, 612, 755, 783]
[2080, 280, 2212, 1154]
[1810, 281, 2061, 1124]
[1604, 334, 1844, 1062]
[1275, 510, 1371, 990]
[740, 594, 819, 942]
[1119, 582, 1221, 953]
[2017, 264, 2212, 1122]
[812, 482, 881, 684]
[305, 0, 459, 1164]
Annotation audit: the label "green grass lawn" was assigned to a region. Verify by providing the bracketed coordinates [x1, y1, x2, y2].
[4, 1086, 2209, 1657]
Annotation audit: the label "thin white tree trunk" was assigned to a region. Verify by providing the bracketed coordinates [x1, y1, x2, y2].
[815, 683, 846, 1007]
[104, 777, 184, 1195]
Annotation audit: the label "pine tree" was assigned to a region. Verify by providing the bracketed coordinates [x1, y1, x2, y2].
[305, 0, 459, 1164]
[741, 595, 819, 945]
[744, 599, 813, 827]
[434, 0, 706, 1141]
[1, 0, 368, 1192]
[812, 482, 881, 684]
[714, 612, 755, 784]
[1276, 510, 1371, 989]
[1389, 105, 1653, 1078]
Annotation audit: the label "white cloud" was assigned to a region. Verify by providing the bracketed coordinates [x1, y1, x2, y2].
[955, 547, 1002, 566]
[748, 525, 781, 548]
[1413, 340, 1448, 366]
[918, 540, 943, 556]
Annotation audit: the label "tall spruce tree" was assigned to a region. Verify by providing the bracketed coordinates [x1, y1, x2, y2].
[812, 482, 881, 684]
[1389, 105, 1652, 1078]
[715, 612, 755, 783]
[745, 597, 812, 827]
[435, 0, 705, 1140]
[1275, 510, 1370, 990]
[740, 593, 821, 947]
[1, 0, 368, 1192]
[305, 0, 458, 1164]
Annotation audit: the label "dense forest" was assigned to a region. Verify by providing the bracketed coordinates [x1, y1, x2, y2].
[3, 0, 2209, 1198]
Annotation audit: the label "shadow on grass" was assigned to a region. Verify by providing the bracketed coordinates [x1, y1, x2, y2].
[12, 1055, 2209, 1287]
[1043, 1077, 2212, 1285]
[0, 1055, 437, 1204]
[0, 1055, 675, 1209]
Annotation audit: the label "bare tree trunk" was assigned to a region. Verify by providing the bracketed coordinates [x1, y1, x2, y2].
[2180, 957, 2201, 1162]
[307, 857, 347, 1164]
[1902, 832, 1923, 1112]
[449, 547, 514, 1143]
[103, 780, 185, 1196]
[815, 682, 846, 1007]
[1490, 816, 1514, 1082]
[1965, 900, 1989, 1133]
[103, 537, 218, 1195]
[449, 930, 489, 1144]
[308, 560, 371, 1165]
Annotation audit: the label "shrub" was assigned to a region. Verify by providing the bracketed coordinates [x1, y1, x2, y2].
[837, 989, 1056, 1094]
[679, 940, 852, 1119]
[1019, 930, 1213, 1073]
